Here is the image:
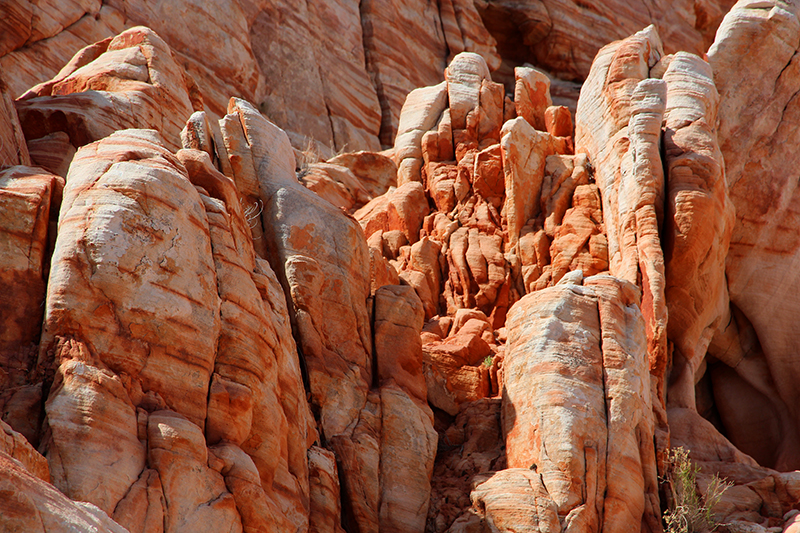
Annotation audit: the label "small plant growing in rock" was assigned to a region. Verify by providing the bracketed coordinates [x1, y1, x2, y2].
[662, 447, 732, 533]
[482, 355, 493, 367]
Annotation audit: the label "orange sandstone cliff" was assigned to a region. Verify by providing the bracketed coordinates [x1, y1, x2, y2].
[1, 2, 800, 533]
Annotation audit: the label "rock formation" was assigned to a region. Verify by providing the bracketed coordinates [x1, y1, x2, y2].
[2, 1, 800, 533]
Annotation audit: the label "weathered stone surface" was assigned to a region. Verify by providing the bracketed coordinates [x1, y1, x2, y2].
[309, 446, 346, 533]
[0, 74, 31, 167]
[0, 166, 60, 441]
[475, 0, 734, 82]
[43, 356, 146, 516]
[40, 129, 219, 429]
[0, 2, 125, 98]
[394, 81, 448, 184]
[467, 468, 560, 533]
[355, 181, 429, 245]
[221, 98, 372, 441]
[503, 273, 659, 531]
[178, 147, 316, 530]
[548, 184, 608, 285]
[379, 383, 437, 533]
[219, 98, 381, 531]
[299, 162, 371, 212]
[147, 410, 242, 532]
[501, 117, 555, 249]
[0, 418, 49, 482]
[707, 0, 800, 471]
[575, 26, 669, 409]
[362, 0, 498, 146]
[661, 52, 734, 411]
[251, 0, 383, 152]
[514, 66, 551, 131]
[427, 399, 506, 533]
[328, 150, 398, 199]
[17, 27, 197, 153]
[0, 450, 129, 533]
[374, 285, 426, 403]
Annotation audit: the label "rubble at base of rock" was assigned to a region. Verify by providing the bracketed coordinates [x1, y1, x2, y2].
[2, 2, 800, 533]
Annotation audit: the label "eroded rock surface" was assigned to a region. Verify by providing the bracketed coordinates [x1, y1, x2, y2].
[4, 3, 800, 533]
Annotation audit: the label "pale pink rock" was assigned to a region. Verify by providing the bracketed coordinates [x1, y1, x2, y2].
[467, 469, 560, 533]
[43, 355, 146, 517]
[147, 410, 242, 532]
[26, 132, 76, 177]
[328, 391, 381, 533]
[0, 166, 60, 441]
[443, 226, 507, 319]
[210, 442, 289, 533]
[503, 273, 659, 531]
[394, 81, 448, 184]
[17, 27, 197, 152]
[0, 75, 30, 167]
[0, 1, 122, 96]
[500, 117, 555, 249]
[178, 146, 316, 530]
[423, 339, 491, 416]
[661, 52, 734, 411]
[575, 26, 670, 406]
[40, 129, 219, 429]
[706, 0, 800, 470]
[221, 97, 372, 440]
[379, 383, 437, 533]
[0, 451, 129, 533]
[250, 0, 383, 152]
[220, 98, 383, 532]
[374, 285, 427, 403]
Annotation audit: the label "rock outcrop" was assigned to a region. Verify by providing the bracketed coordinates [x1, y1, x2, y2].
[706, 0, 800, 472]
[4, 3, 800, 533]
[0, 0, 736, 155]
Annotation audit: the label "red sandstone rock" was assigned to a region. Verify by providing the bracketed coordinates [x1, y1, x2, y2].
[0, 74, 30, 167]
[514, 66, 551, 131]
[661, 52, 734, 412]
[0, 166, 60, 442]
[0, 451, 129, 533]
[355, 181, 429, 245]
[503, 273, 660, 531]
[575, 25, 670, 413]
[16, 27, 197, 152]
[328, 150, 398, 199]
[706, 0, 800, 471]
[309, 446, 346, 533]
[475, 0, 734, 83]
[4, 5, 800, 533]
[299, 162, 372, 212]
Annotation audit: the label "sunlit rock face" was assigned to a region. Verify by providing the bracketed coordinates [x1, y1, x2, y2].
[3, 2, 800, 533]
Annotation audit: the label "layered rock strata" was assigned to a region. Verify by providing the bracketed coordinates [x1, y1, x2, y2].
[4, 4, 800, 533]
